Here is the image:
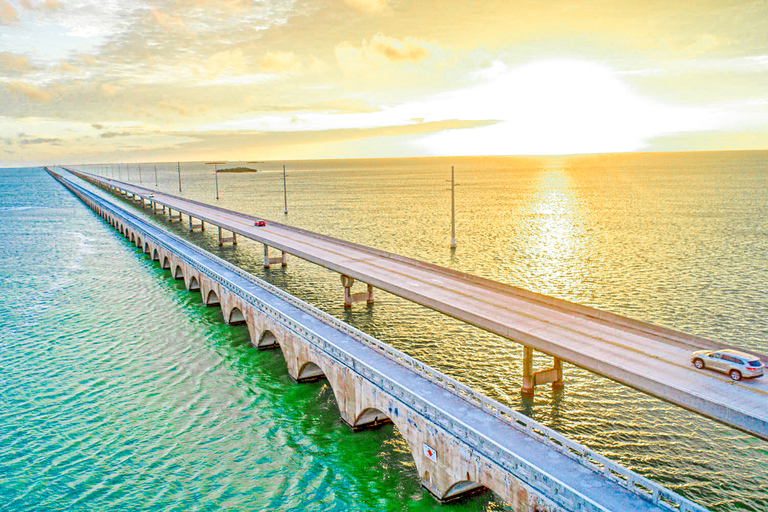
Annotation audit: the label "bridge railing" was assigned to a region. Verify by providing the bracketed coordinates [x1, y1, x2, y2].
[58, 169, 708, 512]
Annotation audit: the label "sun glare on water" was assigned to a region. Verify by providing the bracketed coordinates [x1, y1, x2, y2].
[417, 59, 709, 156]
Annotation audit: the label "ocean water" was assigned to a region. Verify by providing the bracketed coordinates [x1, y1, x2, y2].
[2, 152, 768, 511]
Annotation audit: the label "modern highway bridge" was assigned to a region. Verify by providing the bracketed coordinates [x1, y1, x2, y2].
[48, 166, 710, 512]
[67, 167, 768, 443]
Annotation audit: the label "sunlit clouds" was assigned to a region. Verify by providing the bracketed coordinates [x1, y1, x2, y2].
[1, 0, 767, 165]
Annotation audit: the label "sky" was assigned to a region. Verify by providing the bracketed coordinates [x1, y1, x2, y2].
[1, 0, 767, 165]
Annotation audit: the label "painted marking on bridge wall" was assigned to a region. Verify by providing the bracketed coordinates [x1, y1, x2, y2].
[423, 443, 438, 463]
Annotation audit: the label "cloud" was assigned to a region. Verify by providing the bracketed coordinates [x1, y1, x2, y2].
[58, 60, 82, 73]
[202, 49, 247, 76]
[20, 0, 61, 11]
[0, 0, 18, 24]
[336, 34, 430, 70]
[156, 118, 498, 160]
[0, 52, 33, 74]
[158, 97, 207, 116]
[18, 136, 62, 145]
[100, 131, 132, 138]
[6, 81, 52, 102]
[369, 34, 430, 62]
[151, 8, 184, 27]
[259, 51, 301, 73]
[101, 83, 121, 97]
[342, 0, 388, 14]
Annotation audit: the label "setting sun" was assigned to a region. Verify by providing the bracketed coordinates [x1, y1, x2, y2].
[416, 59, 712, 155]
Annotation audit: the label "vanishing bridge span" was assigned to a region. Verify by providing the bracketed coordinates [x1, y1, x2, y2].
[48, 167, 709, 512]
[68, 167, 768, 443]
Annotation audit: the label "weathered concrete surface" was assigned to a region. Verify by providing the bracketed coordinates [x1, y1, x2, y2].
[71, 169, 768, 442]
[49, 167, 708, 512]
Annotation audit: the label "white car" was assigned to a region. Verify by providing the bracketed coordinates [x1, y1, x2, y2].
[691, 349, 765, 381]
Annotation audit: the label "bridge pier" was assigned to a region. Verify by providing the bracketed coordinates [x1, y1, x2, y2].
[341, 274, 373, 308]
[263, 245, 287, 268]
[521, 347, 564, 395]
[168, 208, 181, 222]
[218, 226, 237, 246]
[189, 216, 205, 231]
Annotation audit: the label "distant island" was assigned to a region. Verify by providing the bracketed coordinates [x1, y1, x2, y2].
[217, 167, 258, 173]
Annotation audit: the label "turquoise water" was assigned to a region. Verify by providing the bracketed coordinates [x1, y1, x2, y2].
[3, 154, 768, 511]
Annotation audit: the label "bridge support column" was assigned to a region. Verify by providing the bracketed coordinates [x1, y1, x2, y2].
[341, 275, 374, 308]
[263, 246, 287, 268]
[189, 216, 205, 231]
[168, 208, 181, 222]
[521, 347, 564, 396]
[218, 227, 237, 246]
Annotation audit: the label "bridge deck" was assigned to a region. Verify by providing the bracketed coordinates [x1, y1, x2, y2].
[73, 169, 768, 441]
[51, 167, 699, 512]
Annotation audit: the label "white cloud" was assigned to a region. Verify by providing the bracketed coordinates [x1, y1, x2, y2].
[342, 0, 388, 14]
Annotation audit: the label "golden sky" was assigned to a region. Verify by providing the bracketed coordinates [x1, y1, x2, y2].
[1, 0, 767, 165]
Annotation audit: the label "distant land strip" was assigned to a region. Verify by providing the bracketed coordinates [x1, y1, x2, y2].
[217, 167, 258, 173]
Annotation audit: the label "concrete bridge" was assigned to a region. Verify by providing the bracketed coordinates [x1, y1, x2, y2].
[48, 167, 709, 512]
[67, 168, 768, 443]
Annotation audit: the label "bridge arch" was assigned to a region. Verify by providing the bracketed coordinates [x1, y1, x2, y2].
[206, 289, 220, 306]
[349, 405, 428, 494]
[353, 407, 394, 431]
[144, 242, 150, 254]
[188, 275, 200, 292]
[130, 232, 135, 244]
[162, 256, 171, 270]
[136, 236, 142, 248]
[442, 480, 489, 504]
[297, 361, 326, 383]
[174, 265, 184, 280]
[256, 330, 278, 350]
[229, 307, 246, 325]
[152, 249, 159, 262]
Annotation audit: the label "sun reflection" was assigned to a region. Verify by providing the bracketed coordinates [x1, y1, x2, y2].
[526, 161, 585, 294]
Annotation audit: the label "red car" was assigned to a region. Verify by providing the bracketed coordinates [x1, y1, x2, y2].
[255, 220, 266, 227]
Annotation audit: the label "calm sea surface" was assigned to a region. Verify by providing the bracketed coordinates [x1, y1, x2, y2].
[2, 152, 767, 511]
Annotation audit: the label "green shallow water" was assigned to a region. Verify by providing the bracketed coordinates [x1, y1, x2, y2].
[0, 167, 506, 512]
[3, 154, 768, 511]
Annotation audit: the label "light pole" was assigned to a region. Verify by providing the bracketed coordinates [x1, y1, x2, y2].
[283, 164, 288, 214]
[138, 163, 142, 183]
[206, 162, 226, 200]
[154, 165, 158, 187]
[449, 166, 456, 249]
[177, 162, 182, 192]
